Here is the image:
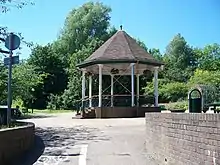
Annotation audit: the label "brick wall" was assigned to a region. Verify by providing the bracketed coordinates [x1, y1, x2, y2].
[145, 113, 220, 165]
[0, 122, 35, 164]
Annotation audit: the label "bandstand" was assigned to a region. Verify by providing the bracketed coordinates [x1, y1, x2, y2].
[76, 27, 164, 118]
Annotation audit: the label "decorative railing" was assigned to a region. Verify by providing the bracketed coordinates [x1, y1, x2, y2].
[74, 94, 154, 112]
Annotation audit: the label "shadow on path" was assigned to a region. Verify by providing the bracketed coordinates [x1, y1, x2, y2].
[35, 126, 110, 150]
[12, 125, 110, 164]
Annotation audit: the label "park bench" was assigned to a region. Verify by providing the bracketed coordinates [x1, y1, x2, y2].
[208, 102, 220, 113]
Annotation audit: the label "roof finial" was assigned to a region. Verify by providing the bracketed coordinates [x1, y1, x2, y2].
[120, 25, 123, 31]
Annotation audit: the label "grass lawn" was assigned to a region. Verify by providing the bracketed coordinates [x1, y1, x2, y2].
[19, 109, 75, 119]
[28, 109, 75, 114]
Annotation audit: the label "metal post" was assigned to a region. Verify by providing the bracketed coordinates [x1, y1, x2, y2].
[131, 63, 135, 107]
[98, 64, 103, 107]
[136, 74, 140, 107]
[111, 75, 114, 107]
[32, 98, 34, 113]
[7, 33, 13, 125]
[31, 88, 35, 113]
[82, 69, 86, 110]
[154, 67, 159, 107]
[89, 75, 92, 108]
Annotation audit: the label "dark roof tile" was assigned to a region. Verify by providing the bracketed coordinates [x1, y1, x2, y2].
[77, 30, 163, 68]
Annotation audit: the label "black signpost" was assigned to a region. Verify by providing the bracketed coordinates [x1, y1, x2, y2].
[4, 33, 20, 125]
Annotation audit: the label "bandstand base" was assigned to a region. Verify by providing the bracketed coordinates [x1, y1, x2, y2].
[82, 106, 161, 118]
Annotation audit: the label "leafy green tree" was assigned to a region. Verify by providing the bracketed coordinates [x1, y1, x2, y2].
[135, 39, 148, 52]
[56, 2, 117, 109]
[1, 0, 33, 56]
[144, 79, 188, 103]
[0, 64, 7, 104]
[195, 43, 220, 71]
[148, 48, 163, 61]
[0, 0, 34, 13]
[163, 33, 196, 82]
[188, 69, 220, 86]
[188, 69, 220, 104]
[12, 62, 46, 108]
[28, 44, 67, 108]
[53, 2, 115, 64]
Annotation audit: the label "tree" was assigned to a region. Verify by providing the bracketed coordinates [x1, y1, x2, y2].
[188, 69, 220, 104]
[195, 43, 220, 71]
[188, 69, 220, 86]
[0, 0, 34, 13]
[55, 2, 116, 109]
[163, 33, 196, 82]
[0, 64, 7, 104]
[12, 62, 46, 108]
[135, 39, 148, 52]
[0, 0, 34, 60]
[148, 48, 163, 61]
[144, 78, 188, 103]
[53, 2, 115, 64]
[28, 44, 67, 108]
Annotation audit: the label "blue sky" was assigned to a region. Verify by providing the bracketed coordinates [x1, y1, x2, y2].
[1, 0, 220, 59]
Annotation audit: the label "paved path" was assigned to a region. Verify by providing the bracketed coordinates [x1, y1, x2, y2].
[15, 113, 157, 165]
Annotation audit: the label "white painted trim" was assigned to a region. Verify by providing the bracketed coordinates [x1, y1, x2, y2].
[136, 74, 140, 107]
[98, 64, 103, 107]
[82, 70, 86, 101]
[154, 67, 159, 107]
[131, 63, 135, 107]
[111, 75, 114, 107]
[89, 75, 92, 107]
[79, 145, 88, 165]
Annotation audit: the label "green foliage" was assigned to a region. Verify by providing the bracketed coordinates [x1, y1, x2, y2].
[0, 0, 34, 13]
[196, 44, 220, 71]
[160, 82, 188, 102]
[57, 2, 116, 109]
[27, 44, 67, 108]
[188, 69, 220, 106]
[144, 79, 188, 103]
[56, 2, 114, 58]
[12, 62, 46, 108]
[163, 33, 196, 82]
[188, 69, 220, 86]
[148, 48, 163, 61]
[12, 98, 24, 109]
[0, 64, 7, 104]
[47, 94, 63, 110]
[166, 100, 188, 110]
[135, 39, 148, 52]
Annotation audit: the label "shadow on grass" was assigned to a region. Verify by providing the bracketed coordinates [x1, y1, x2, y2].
[13, 125, 110, 164]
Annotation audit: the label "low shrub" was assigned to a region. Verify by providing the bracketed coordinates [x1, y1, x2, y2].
[166, 100, 188, 111]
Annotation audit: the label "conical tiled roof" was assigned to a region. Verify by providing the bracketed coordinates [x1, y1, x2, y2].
[77, 30, 163, 68]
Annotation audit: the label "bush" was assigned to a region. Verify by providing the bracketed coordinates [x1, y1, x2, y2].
[188, 69, 220, 86]
[47, 94, 63, 110]
[188, 69, 220, 107]
[12, 98, 24, 109]
[144, 79, 188, 103]
[166, 100, 188, 110]
[160, 82, 188, 102]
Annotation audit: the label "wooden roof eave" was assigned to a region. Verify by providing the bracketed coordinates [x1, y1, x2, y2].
[76, 58, 164, 69]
